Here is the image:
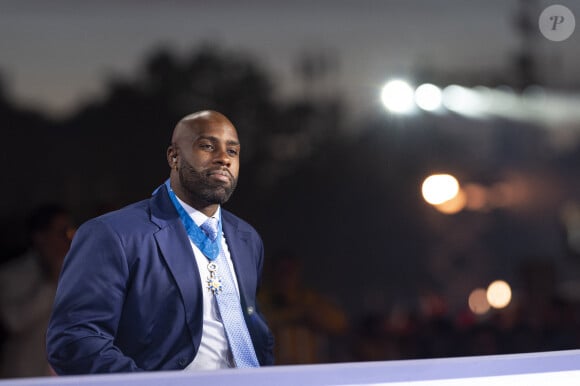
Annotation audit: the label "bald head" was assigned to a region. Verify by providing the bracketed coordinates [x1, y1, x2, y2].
[166, 110, 240, 216]
[171, 110, 234, 144]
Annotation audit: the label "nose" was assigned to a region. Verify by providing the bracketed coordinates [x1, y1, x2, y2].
[213, 146, 231, 167]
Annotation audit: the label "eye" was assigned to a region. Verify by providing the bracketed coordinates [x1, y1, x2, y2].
[227, 148, 239, 156]
[199, 143, 214, 151]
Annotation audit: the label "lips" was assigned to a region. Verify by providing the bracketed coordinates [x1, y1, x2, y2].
[207, 169, 232, 184]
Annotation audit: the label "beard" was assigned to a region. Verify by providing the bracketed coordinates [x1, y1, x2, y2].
[178, 159, 238, 205]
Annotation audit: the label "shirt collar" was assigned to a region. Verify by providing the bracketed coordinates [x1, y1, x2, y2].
[174, 196, 221, 227]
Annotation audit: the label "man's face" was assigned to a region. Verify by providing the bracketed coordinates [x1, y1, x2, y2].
[175, 116, 240, 206]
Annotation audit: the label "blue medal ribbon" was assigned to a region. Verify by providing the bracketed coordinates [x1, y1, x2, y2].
[163, 180, 221, 261]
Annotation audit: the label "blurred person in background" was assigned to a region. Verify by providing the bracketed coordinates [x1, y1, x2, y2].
[0, 204, 75, 378]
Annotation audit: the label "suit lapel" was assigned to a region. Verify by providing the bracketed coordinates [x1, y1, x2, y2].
[148, 186, 256, 329]
[150, 187, 203, 337]
[222, 214, 257, 309]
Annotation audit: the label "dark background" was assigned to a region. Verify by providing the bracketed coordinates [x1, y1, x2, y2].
[2, 0, 580, 364]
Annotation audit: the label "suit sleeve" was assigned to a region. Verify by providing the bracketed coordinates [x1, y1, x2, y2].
[46, 219, 143, 374]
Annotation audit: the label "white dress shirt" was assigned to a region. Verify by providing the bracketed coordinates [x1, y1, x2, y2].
[174, 198, 240, 370]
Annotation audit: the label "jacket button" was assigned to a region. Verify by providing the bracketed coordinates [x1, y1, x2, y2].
[247, 306, 255, 315]
[178, 358, 187, 367]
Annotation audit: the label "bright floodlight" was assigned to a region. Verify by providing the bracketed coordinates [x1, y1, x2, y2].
[442, 85, 485, 117]
[415, 83, 442, 111]
[422, 174, 460, 205]
[381, 80, 415, 113]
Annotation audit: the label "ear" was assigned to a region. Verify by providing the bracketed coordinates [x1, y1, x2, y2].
[167, 146, 178, 169]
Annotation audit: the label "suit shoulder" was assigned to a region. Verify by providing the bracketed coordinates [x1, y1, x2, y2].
[222, 209, 260, 236]
[84, 198, 154, 233]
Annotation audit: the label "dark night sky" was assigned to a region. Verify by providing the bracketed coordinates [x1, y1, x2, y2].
[2, 0, 580, 120]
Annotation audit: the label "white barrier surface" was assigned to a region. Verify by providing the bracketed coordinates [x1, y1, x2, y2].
[1, 349, 579, 386]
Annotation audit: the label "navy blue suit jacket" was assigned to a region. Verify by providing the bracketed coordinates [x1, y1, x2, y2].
[46, 185, 274, 374]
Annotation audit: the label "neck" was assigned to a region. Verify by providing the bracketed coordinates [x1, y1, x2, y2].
[196, 203, 218, 218]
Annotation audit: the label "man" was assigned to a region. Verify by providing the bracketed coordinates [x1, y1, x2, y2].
[0, 204, 74, 377]
[47, 110, 274, 374]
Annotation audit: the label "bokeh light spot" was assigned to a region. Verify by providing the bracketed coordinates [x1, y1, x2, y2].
[381, 79, 415, 113]
[422, 174, 460, 205]
[415, 83, 443, 111]
[468, 288, 490, 315]
[487, 280, 512, 309]
[434, 188, 466, 214]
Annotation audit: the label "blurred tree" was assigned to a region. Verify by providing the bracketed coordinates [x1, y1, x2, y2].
[23, 45, 343, 221]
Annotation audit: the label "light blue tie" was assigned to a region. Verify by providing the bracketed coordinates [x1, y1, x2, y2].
[201, 217, 260, 368]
